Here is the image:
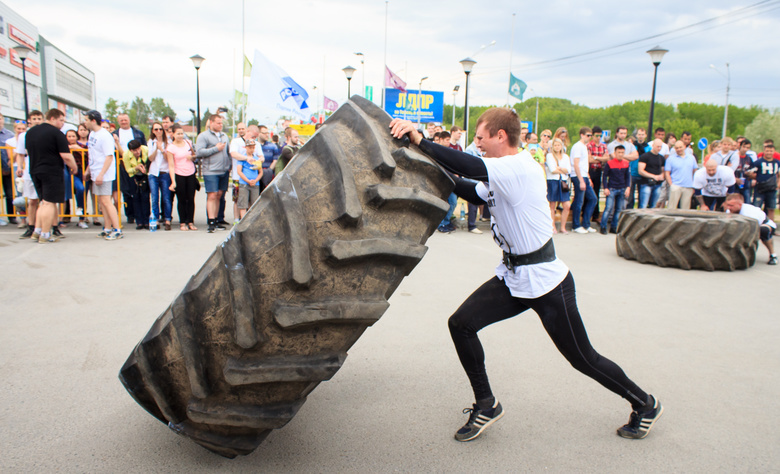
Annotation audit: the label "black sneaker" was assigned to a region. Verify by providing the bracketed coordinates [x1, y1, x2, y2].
[217, 220, 230, 226]
[768, 255, 778, 265]
[609, 228, 618, 234]
[454, 400, 504, 442]
[207, 223, 216, 233]
[20, 227, 33, 239]
[216, 223, 227, 230]
[52, 227, 65, 238]
[437, 224, 452, 234]
[617, 396, 663, 440]
[600, 228, 608, 235]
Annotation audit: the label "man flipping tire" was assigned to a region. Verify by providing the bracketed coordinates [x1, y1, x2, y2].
[389, 108, 662, 442]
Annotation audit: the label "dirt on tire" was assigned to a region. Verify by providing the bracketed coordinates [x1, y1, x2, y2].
[615, 209, 759, 271]
[119, 97, 454, 458]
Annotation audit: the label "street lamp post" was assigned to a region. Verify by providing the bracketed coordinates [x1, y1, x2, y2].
[190, 54, 205, 135]
[646, 46, 668, 136]
[342, 65, 356, 98]
[355, 52, 365, 98]
[452, 85, 460, 128]
[417, 76, 428, 129]
[460, 57, 477, 134]
[710, 63, 730, 138]
[12, 45, 32, 122]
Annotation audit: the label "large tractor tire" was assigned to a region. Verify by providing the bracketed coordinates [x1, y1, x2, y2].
[119, 96, 453, 458]
[615, 209, 759, 271]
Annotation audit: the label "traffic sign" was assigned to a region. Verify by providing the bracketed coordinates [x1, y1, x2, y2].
[697, 137, 708, 151]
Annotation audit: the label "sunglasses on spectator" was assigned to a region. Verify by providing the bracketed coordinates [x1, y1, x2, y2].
[15, 120, 26, 124]
[153, 127, 163, 131]
[585, 134, 593, 137]
[541, 134, 550, 138]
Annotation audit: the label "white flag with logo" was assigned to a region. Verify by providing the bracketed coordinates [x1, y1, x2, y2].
[247, 49, 310, 120]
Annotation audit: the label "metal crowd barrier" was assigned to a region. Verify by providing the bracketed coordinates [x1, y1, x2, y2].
[0, 146, 123, 224]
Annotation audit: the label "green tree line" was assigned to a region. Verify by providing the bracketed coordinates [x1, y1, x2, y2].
[103, 97, 177, 136]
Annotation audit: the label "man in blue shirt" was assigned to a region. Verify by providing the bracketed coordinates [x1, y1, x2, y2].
[258, 125, 280, 171]
[665, 141, 699, 209]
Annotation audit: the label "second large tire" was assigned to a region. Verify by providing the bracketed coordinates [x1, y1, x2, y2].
[119, 96, 454, 457]
[616, 209, 759, 271]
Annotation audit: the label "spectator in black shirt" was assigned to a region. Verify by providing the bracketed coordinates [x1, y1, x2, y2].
[24, 109, 77, 243]
[637, 139, 665, 209]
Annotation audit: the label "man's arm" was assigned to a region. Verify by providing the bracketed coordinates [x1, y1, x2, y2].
[15, 153, 24, 177]
[637, 160, 653, 179]
[418, 140, 488, 181]
[389, 118, 488, 180]
[573, 147, 587, 190]
[626, 144, 639, 161]
[696, 194, 708, 210]
[195, 134, 223, 158]
[60, 152, 77, 174]
[95, 153, 114, 185]
[452, 176, 486, 205]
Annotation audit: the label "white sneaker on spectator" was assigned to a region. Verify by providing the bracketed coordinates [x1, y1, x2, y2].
[469, 228, 483, 234]
[587, 227, 597, 233]
[573, 227, 588, 234]
[0, 219, 7, 226]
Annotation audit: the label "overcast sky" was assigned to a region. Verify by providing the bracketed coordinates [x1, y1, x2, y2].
[10, 0, 780, 123]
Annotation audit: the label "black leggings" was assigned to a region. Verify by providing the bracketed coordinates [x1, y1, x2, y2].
[448, 273, 649, 410]
[175, 174, 197, 224]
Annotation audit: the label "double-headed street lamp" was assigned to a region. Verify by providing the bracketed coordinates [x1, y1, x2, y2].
[354, 52, 365, 98]
[12, 45, 32, 121]
[452, 85, 460, 127]
[416, 76, 428, 129]
[646, 46, 668, 136]
[710, 63, 731, 138]
[342, 65, 356, 97]
[460, 57, 477, 134]
[190, 54, 205, 135]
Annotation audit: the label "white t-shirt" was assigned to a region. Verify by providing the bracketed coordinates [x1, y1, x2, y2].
[545, 153, 570, 180]
[118, 127, 134, 152]
[88, 128, 116, 181]
[15, 132, 31, 180]
[729, 203, 776, 229]
[569, 141, 589, 178]
[147, 138, 169, 176]
[230, 136, 246, 180]
[693, 166, 736, 197]
[475, 151, 569, 299]
[659, 143, 670, 158]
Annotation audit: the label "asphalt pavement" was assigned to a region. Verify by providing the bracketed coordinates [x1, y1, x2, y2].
[1, 210, 778, 472]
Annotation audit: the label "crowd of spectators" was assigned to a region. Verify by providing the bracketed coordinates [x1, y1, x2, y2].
[1, 109, 305, 241]
[2, 110, 777, 263]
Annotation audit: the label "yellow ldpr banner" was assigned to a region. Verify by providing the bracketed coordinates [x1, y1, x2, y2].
[289, 124, 316, 136]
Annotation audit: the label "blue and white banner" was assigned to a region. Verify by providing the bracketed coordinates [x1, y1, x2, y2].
[247, 49, 310, 120]
[384, 88, 444, 123]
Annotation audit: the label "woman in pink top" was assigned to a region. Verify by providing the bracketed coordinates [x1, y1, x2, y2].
[166, 124, 198, 230]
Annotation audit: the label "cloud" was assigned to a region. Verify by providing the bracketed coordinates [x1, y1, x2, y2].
[7, 0, 779, 124]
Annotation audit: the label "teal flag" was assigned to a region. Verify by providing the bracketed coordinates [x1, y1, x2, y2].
[509, 74, 527, 101]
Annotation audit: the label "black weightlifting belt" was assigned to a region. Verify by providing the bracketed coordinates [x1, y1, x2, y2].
[502, 239, 556, 270]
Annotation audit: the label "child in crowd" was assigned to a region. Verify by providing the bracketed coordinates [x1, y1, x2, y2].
[236, 139, 262, 219]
